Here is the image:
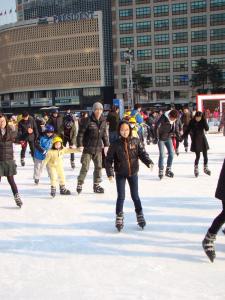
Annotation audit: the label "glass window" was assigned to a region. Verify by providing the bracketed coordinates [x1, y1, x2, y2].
[119, 9, 133, 19]
[174, 91, 189, 99]
[137, 63, 152, 73]
[120, 37, 134, 48]
[173, 75, 189, 86]
[136, 7, 151, 18]
[154, 19, 169, 31]
[173, 32, 188, 43]
[191, 30, 207, 42]
[191, 45, 207, 56]
[173, 61, 188, 72]
[121, 65, 126, 75]
[210, 28, 225, 40]
[191, 1, 207, 13]
[137, 49, 152, 60]
[173, 46, 188, 58]
[210, 43, 225, 55]
[155, 48, 170, 59]
[155, 76, 170, 87]
[210, 13, 225, 26]
[191, 15, 207, 27]
[136, 21, 151, 32]
[136, 0, 150, 4]
[156, 91, 171, 100]
[210, 0, 225, 10]
[172, 17, 188, 29]
[191, 60, 199, 70]
[210, 57, 225, 67]
[153, 5, 169, 17]
[172, 3, 188, 15]
[154, 33, 170, 45]
[119, 0, 133, 6]
[155, 62, 170, 73]
[137, 35, 151, 47]
[119, 23, 134, 34]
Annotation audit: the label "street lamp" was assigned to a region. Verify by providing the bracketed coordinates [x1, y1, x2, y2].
[124, 48, 134, 109]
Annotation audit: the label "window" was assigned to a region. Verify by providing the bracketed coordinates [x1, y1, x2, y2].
[173, 46, 188, 58]
[155, 62, 170, 73]
[153, 5, 169, 17]
[191, 60, 199, 70]
[210, 28, 225, 41]
[154, 19, 169, 31]
[136, 0, 150, 4]
[155, 76, 170, 87]
[173, 60, 188, 72]
[154, 33, 169, 45]
[119, 0, 133, 6]
[191, 1, 207, 13]
[136, 7, 151, 18]
[119, 23, 134, 34]
[137, 63, 152, 73]
[119, 9, 133, 20]
[121, 65, 126, 75]
[137, 35, 151, 47]
[136, 21, 151, 32]
[210, 43, 225, 55]
[174, 91, 189, 99]
[156, 91, 171, 100]
[173, 75, 189, 86]
[210, 0, 225, 11]
[210, 13, 225, 26]
[172, 3, 188, 15]
[191, 15, 207, 27]
[137, 49, 152, 60]
[191, 45, 207, 56]
[173, 32, 188, 43]
[210, 57, 225, 67]
[172, 17, 188, 29]
[155, 48, 170, 59]
[191, 30, 207, 42]
[120, 37, 134, 48]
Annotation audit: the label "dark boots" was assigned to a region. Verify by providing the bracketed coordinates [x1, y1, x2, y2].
[21, 158, 25, 167]
[50, 186, 56, 198]
[165, 167, 174, 178]
[14, 193, 23, 208]
[115, 212, 124, 232]
[70, 160, 75, 169]
[93, 183, 104, 194]
[76, 182, 82, 194]
[136, 211, 146, 229]
[194, 165, 199, 177]
[204, 165, 211, 176]
[202, 230, 216, 263]
[158, 168, 164, 180]
[60, 185, 71, 195]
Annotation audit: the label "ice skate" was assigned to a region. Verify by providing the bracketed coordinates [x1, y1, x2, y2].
[158, 168, 164, 180]
[34, 179, 39, 185]
[21, 158, 25, 167]
[76, 182, 82, 194]
[70, 160, 75, 169]
[204, 165, 211, 176]
[115, 212, 124, 232]
[14, 193, 23, 208]
[93, 183, 104, 194]
[202, 231, 216, 263]
[60, 185, 71, 195]
[165, 167, 174, 178]
[50, 186, 56, 198]
[194, 165, 199, 178]
[185, 146, 188, 152]
[136, 211, 146, 229]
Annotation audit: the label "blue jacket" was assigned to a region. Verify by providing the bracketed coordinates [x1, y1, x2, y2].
[34, 135, 53, 160]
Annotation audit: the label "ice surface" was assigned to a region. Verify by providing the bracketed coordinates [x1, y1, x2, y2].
[0, 134, 225, 300]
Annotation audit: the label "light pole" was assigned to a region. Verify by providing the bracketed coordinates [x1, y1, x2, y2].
[124, 48, 134, 109]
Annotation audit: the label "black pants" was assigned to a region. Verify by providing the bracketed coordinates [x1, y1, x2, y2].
[209, 202, 225, 235]
[195, 149, 208, 166]
[115, 174, 142, 215]
[21, 140, 35, 158]
[0, 176, 18, 195]
[63, 137, 75, 161]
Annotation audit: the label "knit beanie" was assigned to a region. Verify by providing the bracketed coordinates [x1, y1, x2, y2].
[92, 102, 103, 112]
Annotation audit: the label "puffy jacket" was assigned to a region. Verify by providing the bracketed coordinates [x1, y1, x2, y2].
[47, 115, 63, 135]
[17, 117, 39, 142]
[77, 113, 109, 154]
[215, 159, 225, 202]
[0, 126, 16, 161]
[105, 136, 152, 177]
[34, 134, 54, 161]
[43, 147, 78, 169]
[155, 114, 179, 141]
[59, 123, 77, 145]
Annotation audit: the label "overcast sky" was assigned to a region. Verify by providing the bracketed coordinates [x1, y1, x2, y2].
[0, 0, 17, 25]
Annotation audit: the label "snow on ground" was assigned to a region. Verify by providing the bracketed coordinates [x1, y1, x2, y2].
[0, 134, 225, 300]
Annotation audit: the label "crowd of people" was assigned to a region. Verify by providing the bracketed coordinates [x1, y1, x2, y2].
[0, 102, 224, 263]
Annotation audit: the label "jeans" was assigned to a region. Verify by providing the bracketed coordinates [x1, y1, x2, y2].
[109, 131, 118, 144]
[158, 139, 174, 169]
[115, 174, 142, 215]
[209, 202, 225, 235]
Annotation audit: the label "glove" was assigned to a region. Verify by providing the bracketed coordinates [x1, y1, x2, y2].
[108, 176, 114, 182]
[153, 138, 158, 145]
[42, 150, 47, 155]
[79, 147, 84, 152]
[148, 160, 154, 171]
[104, 146, 109, 156]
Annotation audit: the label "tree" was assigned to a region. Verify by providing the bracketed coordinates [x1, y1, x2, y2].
[132, 71, 152, 102]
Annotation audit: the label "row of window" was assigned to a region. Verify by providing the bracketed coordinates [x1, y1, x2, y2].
[121, 75, 190, 87]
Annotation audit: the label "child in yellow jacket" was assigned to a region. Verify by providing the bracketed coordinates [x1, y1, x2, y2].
[43, 136, 78, 197]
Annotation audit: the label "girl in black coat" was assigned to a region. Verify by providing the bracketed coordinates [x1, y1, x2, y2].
[0, 113, 22, 207]
[105, 120, 154, 231]
[202, 159, 225, 262]
[182, 111, 210, 177]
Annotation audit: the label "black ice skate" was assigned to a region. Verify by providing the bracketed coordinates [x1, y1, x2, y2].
[93, 183, 104, 194]
[146, 139, 150, 145]
[158, 168, 164, 180]
[70, 160, 75, 169]
[185, 147, 188, 152]
[60, 185, 71, 195]
[34, 179, 39, 185]
[50, 186, 56, 198]
[136, 211, 146, 229]
[202, 231, 216, 263]
[175, 149, 179, 156]
[115, 212, 124, 232]
[165, 167, 174, 178]
[21, 158, 25, 167]
[76, 182, 82, 194]
[222, 228, 225, 235]
[14, 193, 23, 208]
[204, 165, 211, 176]
[194, 165, 199, 178]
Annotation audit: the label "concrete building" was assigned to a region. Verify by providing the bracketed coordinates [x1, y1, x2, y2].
[112, 0, 225, 107]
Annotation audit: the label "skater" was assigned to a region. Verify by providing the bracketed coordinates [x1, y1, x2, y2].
[105, 120, 154, 231]
[146, 111, 157, 145]
[47, 109, 63, 135]
[106, 105, 120, 144]
[42, 136, 77, 197]
[60, 114, 77, 169]
[76, 102, 109, 194]
[33, 124, 55, 184]
[181, 111, 210, 178]
[0, 113, 22, 207]
[202, 159, 225, 262]
[181, 107, 192, 152]
[17, 112, 39, 166]
[154, 109, 180, 179]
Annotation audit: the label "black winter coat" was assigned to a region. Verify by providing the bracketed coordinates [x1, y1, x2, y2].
[77, 114, 109, 154]
[155, 114, 180, 141]
[0, 126, 16, 161]
[215, 159, 225, 202]
[183, 118, 209, 153]
[47, 116, 63, 135]
[17, 117, 39, 142]
[105, 136, 152, 177]
[107, 111, 120, 132]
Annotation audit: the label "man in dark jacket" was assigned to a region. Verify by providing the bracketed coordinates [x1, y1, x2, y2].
[76, 102, 109, 194]
[47, 109, 63, 135]
[17, 112, 39, 166]
[154, 109, 179, 179]
[106, 105, 120, 144]
[181, 107, 191, 152]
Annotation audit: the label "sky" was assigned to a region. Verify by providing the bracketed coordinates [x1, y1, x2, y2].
[0, 0, 17, 25]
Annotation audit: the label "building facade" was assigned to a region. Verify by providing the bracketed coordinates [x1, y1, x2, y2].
[112, 0, 225, 106]
[0, 12, 108, 111]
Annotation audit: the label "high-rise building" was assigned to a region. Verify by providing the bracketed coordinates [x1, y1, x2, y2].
[112, 0, 225, 106]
